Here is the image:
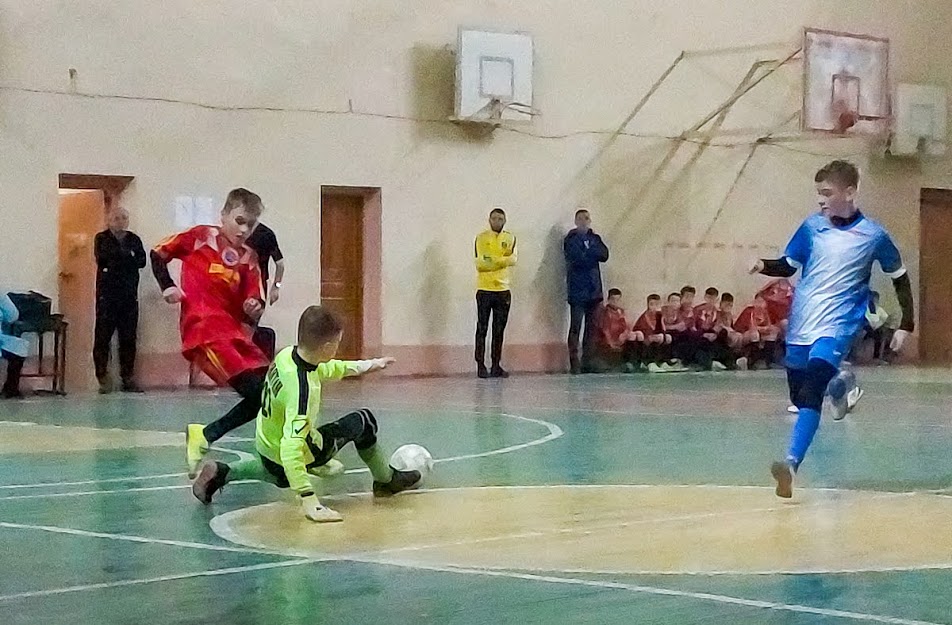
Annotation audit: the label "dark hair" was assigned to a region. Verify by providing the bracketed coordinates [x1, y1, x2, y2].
[815, 160, 860, 188]
[667, 292, 681, 301]
[705, 287, 719, 297]
[223, 188, 264, 217]
[298, 305, 342, 349]
[575, 209, 590, 218]
[607, 288, 622, 298]
[680, 286, 696, 296]
[490, 208, 506, 217]
[647, 294, 661, 303]
[720, 292, 734, 304]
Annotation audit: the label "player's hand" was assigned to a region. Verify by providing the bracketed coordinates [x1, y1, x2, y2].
[890, 329, 911, 353]
[162, 287, 184, 304]
[749, 260, 765, 275]
[268, 285, 280, 306]
[243, 298, 264, 320]
[300, 493, 342, 523]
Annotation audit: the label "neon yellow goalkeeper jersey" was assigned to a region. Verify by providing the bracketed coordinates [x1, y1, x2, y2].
[255, 346, 360, 494]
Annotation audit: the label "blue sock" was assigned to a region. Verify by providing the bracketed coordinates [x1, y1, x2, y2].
[787, 407, 821, 469]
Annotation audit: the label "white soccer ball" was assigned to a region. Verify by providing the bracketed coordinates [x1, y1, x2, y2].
[390, 444, 434, 479]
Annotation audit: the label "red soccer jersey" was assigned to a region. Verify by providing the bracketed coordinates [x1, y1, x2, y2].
[693, 303, 718, 333]
[634, 310, 665, 335]
[733, 305, 773, 333]
[715, 309, 734, 331]
[662, 304, 686, 332]
[757, 278, 794, 322]
[153, 225, 263, 352]
[680, 304, 697, 331]
[597, 305, 629, 349]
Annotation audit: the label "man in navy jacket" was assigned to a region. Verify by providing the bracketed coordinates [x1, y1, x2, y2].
[563, 209, 610, 374]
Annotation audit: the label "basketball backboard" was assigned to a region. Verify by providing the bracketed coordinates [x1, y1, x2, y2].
[802, 28, 890, 135]
[454, 28, 533, 123]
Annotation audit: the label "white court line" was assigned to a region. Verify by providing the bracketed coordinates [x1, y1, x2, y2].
[0, 472, 185, 491]
[350, 560, 948, 625]
[0, 479, 263, 502]
[0, 412, 563, 490]
[340, 413, 563, 475]
[0, 520, 283, 555]
[0, 559, 317, 603]
[213, 484, 949, 576]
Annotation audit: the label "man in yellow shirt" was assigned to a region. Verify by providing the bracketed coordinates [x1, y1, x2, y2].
[474, 208, 517, 378]
[191, 306, 420, 522]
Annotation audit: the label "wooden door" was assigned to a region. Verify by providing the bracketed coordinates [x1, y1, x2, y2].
[320, 191, 364, 359]
[58, 190, 105, 391]
[919, 188, 952, 365]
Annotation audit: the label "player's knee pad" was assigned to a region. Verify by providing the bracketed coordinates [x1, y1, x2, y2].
[794, 359, 838, 412]
[352, 408, 379, 450]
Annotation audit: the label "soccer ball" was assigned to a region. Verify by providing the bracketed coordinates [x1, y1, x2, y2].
[390, 444, 434, 479]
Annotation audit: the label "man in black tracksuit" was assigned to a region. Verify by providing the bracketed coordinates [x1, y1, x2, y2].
[94, 208, 146, 393]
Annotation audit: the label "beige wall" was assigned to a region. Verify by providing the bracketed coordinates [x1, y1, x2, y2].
[0, 1, 950, 379]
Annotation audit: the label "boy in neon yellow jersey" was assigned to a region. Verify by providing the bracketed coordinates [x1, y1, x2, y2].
[192, 305, 421, 522]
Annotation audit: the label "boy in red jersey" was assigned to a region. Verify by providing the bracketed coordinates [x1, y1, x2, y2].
[734, 293, 780, 368]
[633, 294, 676, 372]
[151, 188, 270, 476]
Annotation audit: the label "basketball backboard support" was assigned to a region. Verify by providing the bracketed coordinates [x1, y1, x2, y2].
[454, 28, 534, 124]
[803, 28, 890, 135]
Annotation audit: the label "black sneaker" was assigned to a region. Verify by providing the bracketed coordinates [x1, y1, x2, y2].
[490, 366, 509, 378]
[372, 468, 422, 498]
[121, 380, 144, 393]
[477, 365, 490, 379]
[192, 461, 230, 504]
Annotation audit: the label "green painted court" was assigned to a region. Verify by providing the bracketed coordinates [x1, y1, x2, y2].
[1, 369, 951, 624]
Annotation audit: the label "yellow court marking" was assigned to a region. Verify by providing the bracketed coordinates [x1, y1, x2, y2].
[0, 423, 181, 454]
[211, 484, 952, 575]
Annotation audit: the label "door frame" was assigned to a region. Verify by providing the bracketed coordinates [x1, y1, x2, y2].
[319, 186, 382, 358]
[919, 187, 952, 365]
[59, 174, 134, 211]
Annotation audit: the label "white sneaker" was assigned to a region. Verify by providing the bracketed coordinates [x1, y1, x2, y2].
[308, 458, 345, 478]
[711, 361, 727, 372]
[786, 405, 799, 414]
[736, 357, 749, 371]
[846, 386, 864, 413]
[648, 363, 663, 373]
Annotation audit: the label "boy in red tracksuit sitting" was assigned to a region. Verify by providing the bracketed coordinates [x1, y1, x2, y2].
[633, 294, 677, 372]
[734, 293, 780, 369]
[596, 288, 640, 372]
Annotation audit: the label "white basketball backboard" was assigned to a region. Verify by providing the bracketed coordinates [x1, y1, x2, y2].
[803, 28, 890, 135]
[891, 83, 947, 156]
[455, 28, 533, 123]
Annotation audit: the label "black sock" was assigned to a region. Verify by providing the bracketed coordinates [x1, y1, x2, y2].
[203, 368, 267, 443]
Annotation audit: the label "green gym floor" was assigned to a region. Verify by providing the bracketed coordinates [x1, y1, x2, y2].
[1, 368, 951, 625]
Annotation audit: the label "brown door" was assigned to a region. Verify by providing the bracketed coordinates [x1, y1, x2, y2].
[919, 188, 952, 365]
[58, 189, 106, 391]
[320, 190, 364, 359]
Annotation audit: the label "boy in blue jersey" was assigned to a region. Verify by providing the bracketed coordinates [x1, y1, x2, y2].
[751, 161, 914, 498]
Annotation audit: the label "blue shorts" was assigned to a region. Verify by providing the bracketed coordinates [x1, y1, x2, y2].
[785, 336, 855, 370]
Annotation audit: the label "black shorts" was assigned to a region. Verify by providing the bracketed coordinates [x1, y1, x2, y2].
[260, 408, 379, 489]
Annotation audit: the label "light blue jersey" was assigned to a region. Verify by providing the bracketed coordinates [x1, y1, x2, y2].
[784, 211, 904, 346]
